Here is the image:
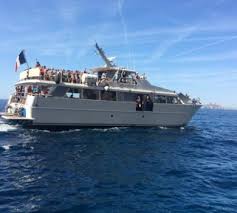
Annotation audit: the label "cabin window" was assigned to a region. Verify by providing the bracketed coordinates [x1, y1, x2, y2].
[66, 88, 81, 98]
[135, 94, 154, 111]
[83, 89, 99, 100]
[117, 92, 138, 102]
[167, 96, 174, 104]
[154, 95, 167, 103]
[154, 95, 179, 104]
[101, 91, 116, 101]
[19, 85, 51, 96]
[98, 71, 116, 80]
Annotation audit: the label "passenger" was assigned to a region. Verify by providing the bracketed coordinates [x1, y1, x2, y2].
[192, 98, 197, 105]
[27, 85, 32, 94]
[68, 72, 71, 82]
[62, 70, 66, 82]
[66, 72, 69, 82]
[136, 95, 143, 111]
[26, 70, 29, 79]
[24, 86, 27, 96]
[36, 60, 41, 67]
[144, 95, 153, 111]
[40, 67, 45, 80]
[136, 72, 140, 80]
[18, 107, 25, 117]
[75, 72, 78, 83]
[42, 87, 48, 96]
[74, 72, 78, 83]
[101, 72, 106, 80]
[32, 86, 37, 94]
[48, 71, 52, 81]
[55, 72, 61, 84]
[78, 73, 81, 83]
[132, 73, 137, 85]
[38, 86, 41, 94]
[45, 73, 49, 81]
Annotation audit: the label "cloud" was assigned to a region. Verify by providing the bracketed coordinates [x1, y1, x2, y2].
[174, 36, 237, 58]
[149, 27, 196, 60]
[168, 50, 237, 63]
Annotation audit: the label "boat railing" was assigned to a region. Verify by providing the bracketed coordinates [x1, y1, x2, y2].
[21, 67, 142, 88]
[9, 94, 26, 105]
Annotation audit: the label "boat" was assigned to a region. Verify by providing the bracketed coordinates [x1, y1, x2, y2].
[1, 43, 201, 129]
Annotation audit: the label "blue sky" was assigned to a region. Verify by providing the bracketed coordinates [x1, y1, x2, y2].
[0, 0, 237, 108]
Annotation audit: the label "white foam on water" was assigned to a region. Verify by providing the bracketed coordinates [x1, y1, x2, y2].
[2, 144, 11, 150]
[0, 124, 18, 132]
[58, 129, 82, 134]
[28, 128, 82, 134]
[41, 130, 51, 133]
[92, 127, 125, 132]
[159, 126, 168, 130]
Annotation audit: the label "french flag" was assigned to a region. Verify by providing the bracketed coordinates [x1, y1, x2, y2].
[15, 50, 26, 72]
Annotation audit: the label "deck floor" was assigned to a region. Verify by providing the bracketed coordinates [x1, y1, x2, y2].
[1, 114, 33, 120]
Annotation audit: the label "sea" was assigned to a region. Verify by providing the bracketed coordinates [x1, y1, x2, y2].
[0, 99, 237, 213]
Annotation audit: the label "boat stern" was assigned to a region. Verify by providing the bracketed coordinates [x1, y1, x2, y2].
[2, 95, 36, 126]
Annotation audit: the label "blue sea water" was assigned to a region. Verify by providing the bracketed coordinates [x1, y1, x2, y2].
[0, 99, 237, 213]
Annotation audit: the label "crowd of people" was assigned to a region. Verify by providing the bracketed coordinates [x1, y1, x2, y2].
[36, 62, 141, 86]
[33, 61, 88, 84]
[13, 85, 50, 104]
[38, 66, 85, 84]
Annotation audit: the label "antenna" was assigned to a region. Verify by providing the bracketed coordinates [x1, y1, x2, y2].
[95, 42, 115, 67]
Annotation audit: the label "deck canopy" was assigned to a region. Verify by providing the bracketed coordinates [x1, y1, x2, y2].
[20, 67, 41, 80]
[91, 66, 136, 74]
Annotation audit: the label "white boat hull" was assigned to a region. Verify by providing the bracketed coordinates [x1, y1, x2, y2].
[2, 96, 201, 128]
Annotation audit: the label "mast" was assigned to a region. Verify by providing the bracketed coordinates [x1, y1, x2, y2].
[95, 43, 115, 67]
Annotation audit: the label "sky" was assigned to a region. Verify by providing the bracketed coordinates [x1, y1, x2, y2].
[0, 0, 237, 108]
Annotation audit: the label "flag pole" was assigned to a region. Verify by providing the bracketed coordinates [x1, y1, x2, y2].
[23, 50, 30, 78]
[26, 61, 30, 70]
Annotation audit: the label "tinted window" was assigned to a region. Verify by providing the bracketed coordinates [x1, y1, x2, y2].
[154, 95, 167, 103]
[66, 88, 81, 98]
[101, 91, 116, 101]
[117, 92, 138, 102]
[83, 89, 99, 100]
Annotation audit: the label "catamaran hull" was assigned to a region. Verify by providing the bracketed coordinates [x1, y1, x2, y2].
[2, 96, 201, 129]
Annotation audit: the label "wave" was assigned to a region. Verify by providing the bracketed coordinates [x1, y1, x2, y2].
[1, 144, 11, 150]
[61, 128, 81, 133]
[29, 128, 82, 134]
[0, 124, 18, 132]
[158, 126, 168, 130]
[91, 127, 127, 132]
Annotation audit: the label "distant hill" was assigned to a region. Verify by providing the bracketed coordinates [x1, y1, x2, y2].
[0, 99, 7, 112]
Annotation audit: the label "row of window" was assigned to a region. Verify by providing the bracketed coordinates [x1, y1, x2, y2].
[65, 88, 180, 104]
